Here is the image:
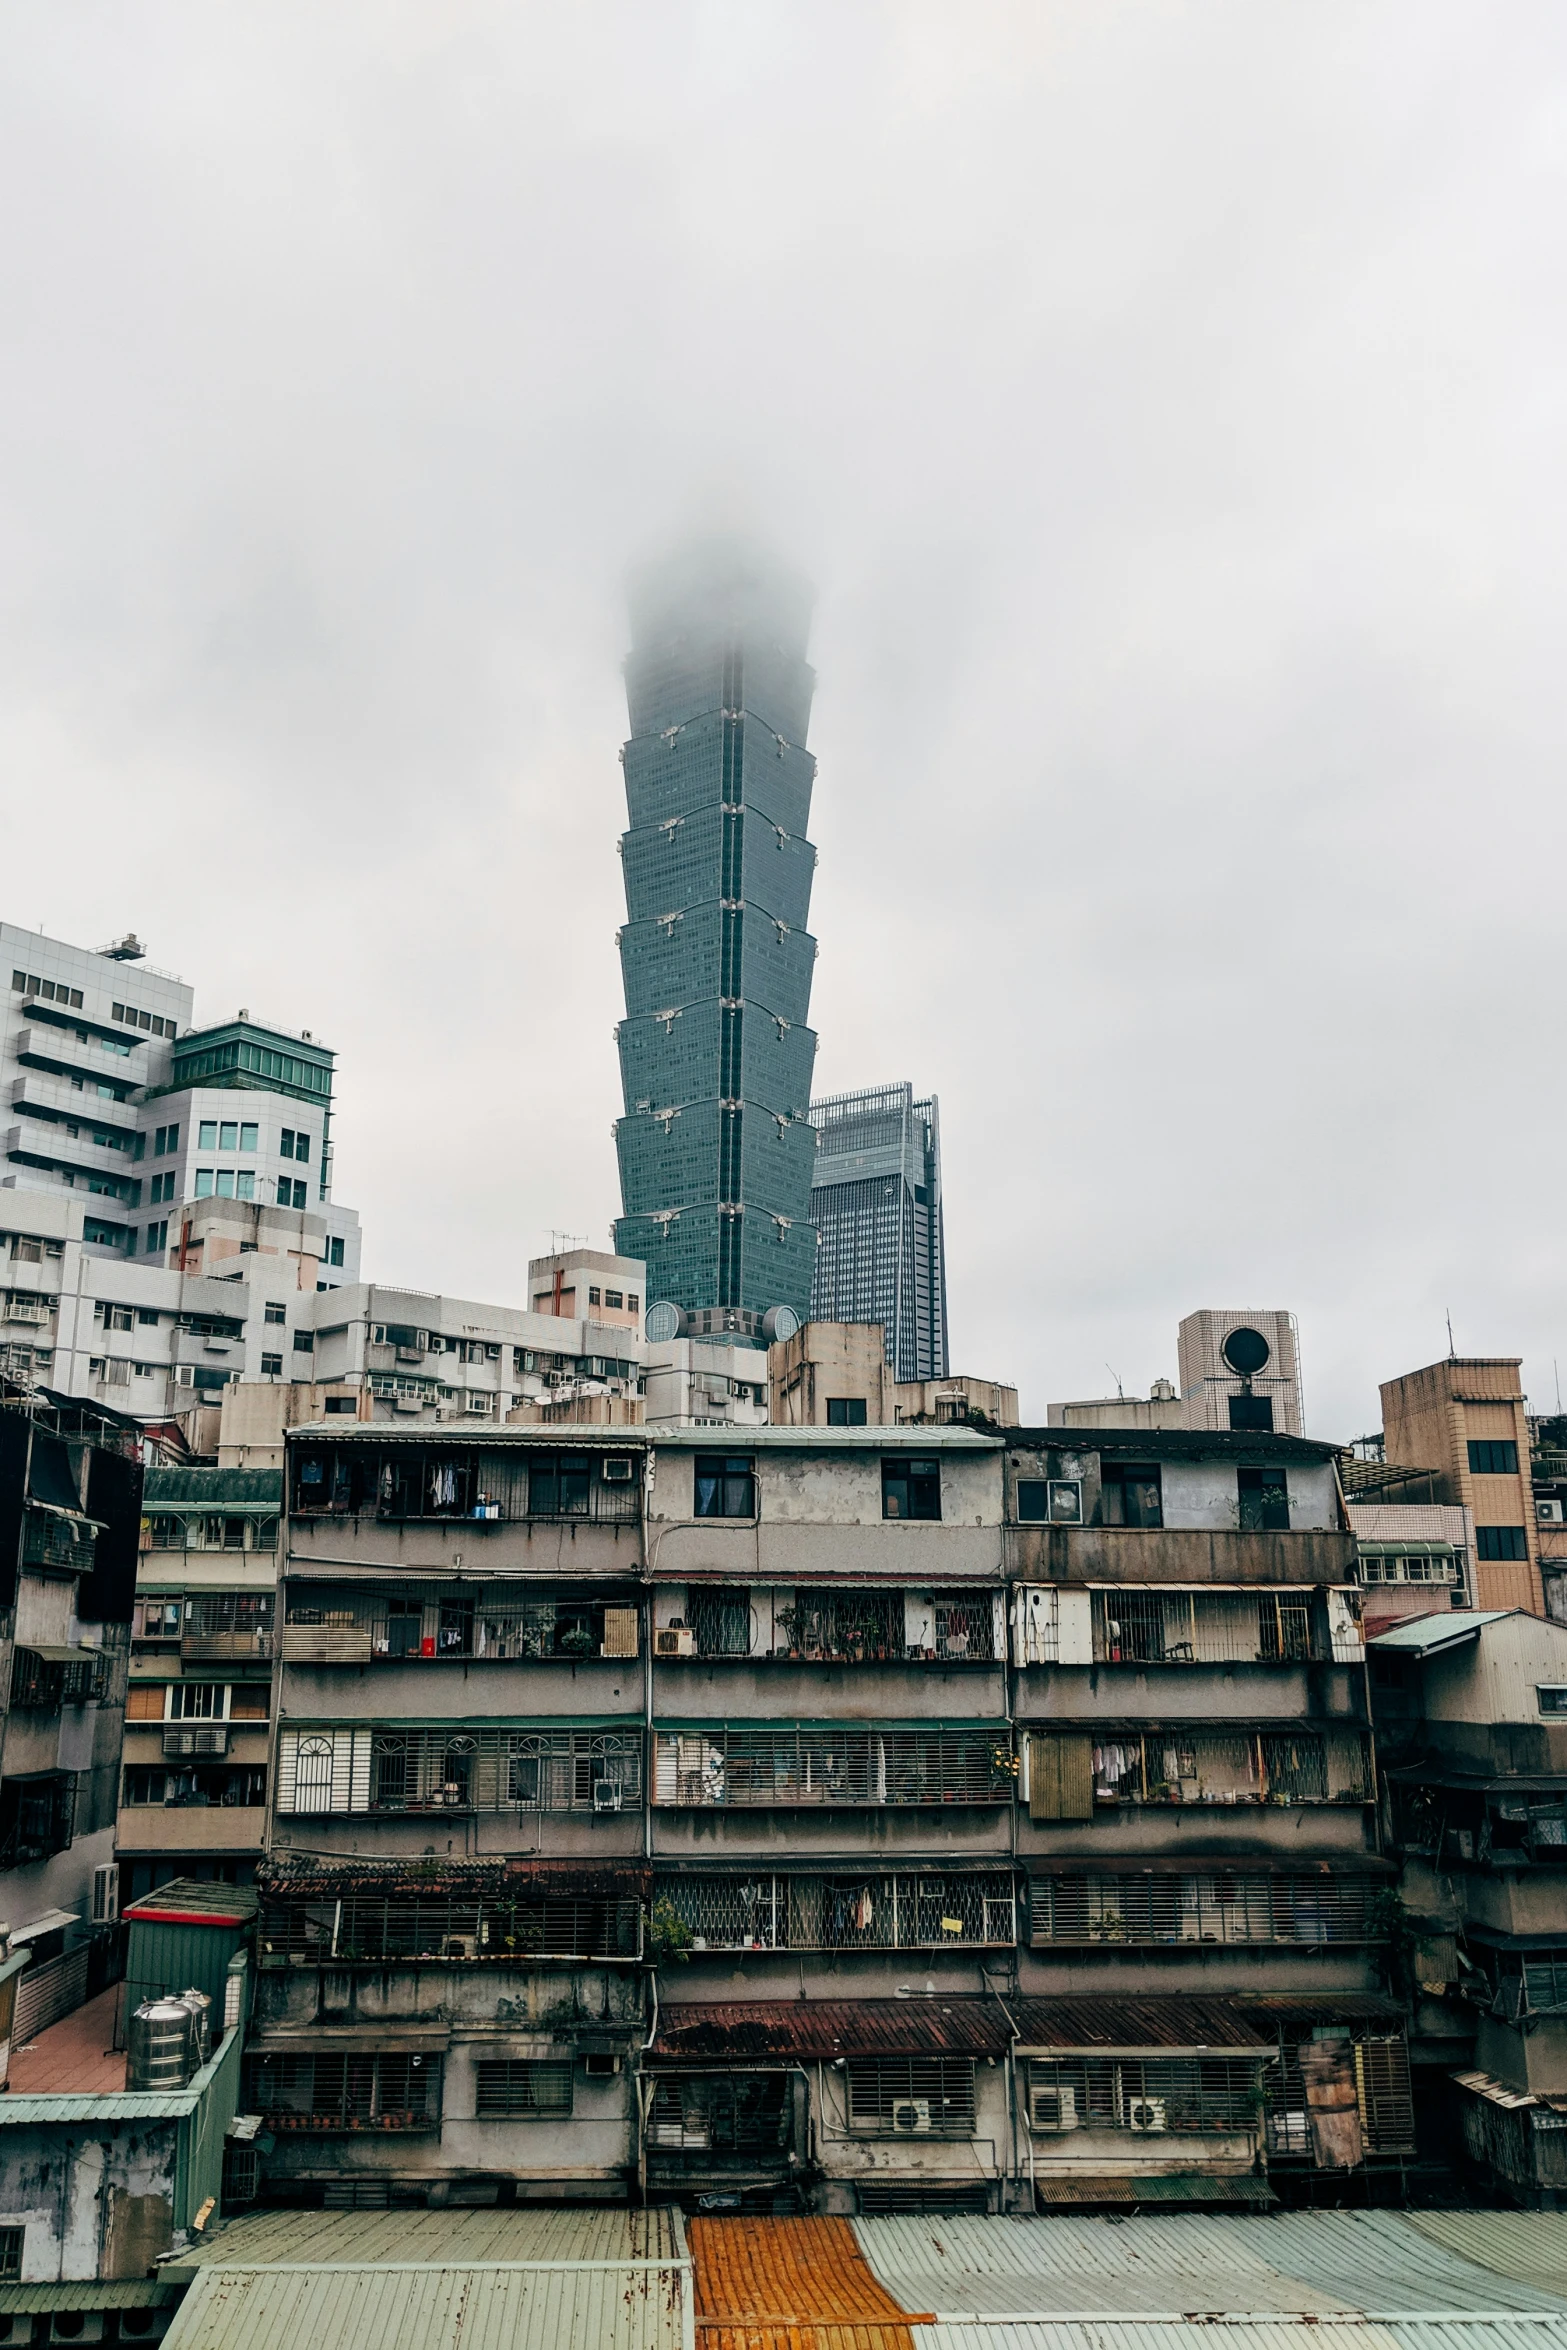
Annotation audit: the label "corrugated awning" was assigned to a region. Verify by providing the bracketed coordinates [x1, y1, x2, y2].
[1355, 1540, 1456, 1557]
[1030, 2172, 1277, 2207]
[248, 2025, 450, 2054]
[652, 1998, 1013, 2064]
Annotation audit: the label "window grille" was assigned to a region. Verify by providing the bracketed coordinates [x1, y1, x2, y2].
[1090, 1590, 1326, 1666]
[0, 1771, 77, 1866]
[1030, 1871, 1380, 1946]
[1026, 2057, 1260, 2136]
[289, 1445, 637, 1525]
[652, 1726, 1011, 1808]
[475, 2059, 572, 2117]
[688, 1588, 753, 1656]
[259, 1884, 642, 1964]
[1522, 1956, 1567, 2016]
[185, 1591, 274, 1635]
[276, 1725, 642, 1815]
[0, 2230, 21, 2283]
[658, 1872, 1016, 1951]
[647, 2074, 789, 2154]
[845, 2057, 976, 2135]
[286, 1588, 630, 1662]
[245, 2050, 441, 2131]
[1262, 2030, 1414, 2156]
[1087, 1729, 1362, 1805]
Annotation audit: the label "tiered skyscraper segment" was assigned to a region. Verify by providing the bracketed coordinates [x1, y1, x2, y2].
[613, 543, 819, 1335]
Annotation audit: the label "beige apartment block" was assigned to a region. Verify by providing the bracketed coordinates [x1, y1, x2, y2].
[768, 1321, 1018, 1428]
[1380, 1357, 1543, 1616]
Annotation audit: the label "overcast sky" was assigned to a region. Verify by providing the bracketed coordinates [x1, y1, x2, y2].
[4, 3, 1565, 1437]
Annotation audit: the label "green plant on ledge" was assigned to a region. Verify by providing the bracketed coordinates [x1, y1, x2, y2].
[648, 1896, 694, 1963]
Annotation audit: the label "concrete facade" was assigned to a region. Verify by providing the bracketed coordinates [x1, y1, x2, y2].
[1380, 1359, 1543, 1616]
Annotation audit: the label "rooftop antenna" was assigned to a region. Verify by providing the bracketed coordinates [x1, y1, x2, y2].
[1105, 1363, 1125, 1402]
[1446, 1308, 1456, 1359]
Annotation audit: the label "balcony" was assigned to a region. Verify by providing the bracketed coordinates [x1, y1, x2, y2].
[244, 2050, 442, 2133]
[2, 1122, 139, 1191]
[1028, 1867, 1388, 1947]
[1016, 1585, 1362, 1667]
[0, 1769, 77, 1866]
[181, 1631, 272, 1663]
[282, 1591, 638, 1664]
[275, 1723, 644, 1817]
[289, 1440, 640, 1525]
[115, 1804, 267, 1853]
[655, 1870, 1017, 1954]
[652, 1723, 1016, 1809]
[2, 1293, 56, 1329]
[1024, 1725, 1373, 1812]
[258, 1874, 645, 1965]
[1005, 1524, 1359, 1586]
[12, 1025, 141, 1090]
[655, 1587, 997, 1665]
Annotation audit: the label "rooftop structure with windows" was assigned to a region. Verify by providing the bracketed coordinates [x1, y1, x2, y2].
[808, 1083, 948, 1384]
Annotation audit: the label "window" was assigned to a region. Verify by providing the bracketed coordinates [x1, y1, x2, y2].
[326, 1237, 345, 1267]
[261, 1353, 283, 1377]
[882, 1456, 941, 1521]
[1229, 1394, 1274, 1431]
[1016, 1479, 1049, 1523]
[195, 1169, 214, 1198]
[99, 1303, 133, 1332]
[1237, 1467, 1290, 1532]
[846, 2056, 976, 2135]
[605, 1288, 623, 1308]
[264, 1301, 286, 1324]
[245, 2050, 439, 2131]
[239, 1123, 258, 1152]
[627, 1293, 640, 1312]
[1539, 1687, 1567, 1717]
[0, 2227, 23, 2282]
[145, 1221, 168, 1254]
[293, 1331, 314, 1353]
[1100, 1463, 1163, 1528]
[168, 1682, 226, 1720]
[529, 1453, 591, 1516]
[1469, 1440, 1519, 1475]
[294, 1131, 311, 1162]
[198, 1121, 218, 1149]
[588, 1286, 601, 1305]
[695, 1454, 756, 1518]
[278, 1177, 307, 1209]
[475, 2059, 573, 2118]
[827, 1397, 868, 1426]
[1477, 1527, 1529, 1561]
[217, 1121, 237, 1150]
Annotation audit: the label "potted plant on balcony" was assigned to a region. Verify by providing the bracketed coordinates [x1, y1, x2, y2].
[558, 1623, 596, 1660]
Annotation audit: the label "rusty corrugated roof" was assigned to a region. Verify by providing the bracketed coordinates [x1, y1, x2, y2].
[1230, 1991, 1404, 2025]
[652, 1998, 1013, 2062]
[1008, 1996, 1270, 2053]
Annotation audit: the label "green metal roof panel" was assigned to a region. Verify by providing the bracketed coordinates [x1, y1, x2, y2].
[145, 1469, 283, 1508]
[0, 2284, 181, 2313]
[170, 2206, 685, 2273]
[1369, 1611, 1515, 1653]
[158, 2260, 688, 2350]
[1404, 2215, 1567, 2298]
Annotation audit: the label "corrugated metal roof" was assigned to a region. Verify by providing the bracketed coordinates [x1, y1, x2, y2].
[652, 1999, 1013, 2062]
[1369, 1612, 1513, 1652]
[1405, 2216, 1567, 2297]
[0, 2283, 180, 2313]
[1030, 2176, 1276, 2207]
[145, 1468, 283, 1505]
[911, 2326, 1410, 2350]
[0, 2088, 197, 2123]
[852, 2215, 1567, 2322]
[690, 2217, 916, 2324]
[851, 2216, 1360, 2319]
[1009, 1428, 1344, 1463]
[1010, 1998, 1269, 2054]
[1230, 1992, 1406, 2024]
[159, 2261, 688, 2350]
[170, 2207, 685, 2275]
[125, 1878, 259, 1924]
[912, 2327, 1411, 2350]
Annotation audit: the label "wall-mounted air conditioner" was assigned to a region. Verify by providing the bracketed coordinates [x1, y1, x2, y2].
[891, 2098, 932, 2133]
[601, 1456, 635, 1484]
[654, 1627, 696, 1657]
[1029, 2084, 1078, 2132]
[593, 1779, 624, 1813]
[1126, 2096, 1167, 2132]
[91, 1862, 119, 1926]
[1540, 1500, 1564, 1524]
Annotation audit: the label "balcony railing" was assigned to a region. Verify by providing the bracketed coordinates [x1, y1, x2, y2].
[662, 1588, 997, 1664]
[259, 1886, 644, 1965]
[656, 1871, 1016, 1953]
[244, 2051, 441, 2133]
[1017, 1585, 1362, 1666]
[276, 1724, 643, 1817]
[290, 1444, 640, 1525]
[1027, 2055, 1262, 2138]
[653, 1724, 1015, 1809]
[1029, 1870, 1385, 1947]
[283, 1593, 638, 1663]
[1026, 1726, 1372, 1809]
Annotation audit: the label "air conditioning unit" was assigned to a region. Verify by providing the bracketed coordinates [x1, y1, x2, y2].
[601, 1456, 635, 1484]
[192, 1725, 228, 1756]
[163, 1728, 197, 1757]
[1540, 1500, 1564, 1524]
[443, 1935, 476, 1959]
[1029, 2084, 1078, 2132]
[91, 1862, 119, 1926]
[1126, 2096, 1167, 2133]
[654, 1627, 696, 1658]
[891, 2099, 932, 2134]
[593, 1779, 624, 1813]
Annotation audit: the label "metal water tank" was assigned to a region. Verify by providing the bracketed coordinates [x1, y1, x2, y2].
[178, 1987, 212, 2067]
[128, 1998, 195, 2092]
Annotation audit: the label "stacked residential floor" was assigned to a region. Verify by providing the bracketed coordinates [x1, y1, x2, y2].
[248, 1417, 1410, 2210]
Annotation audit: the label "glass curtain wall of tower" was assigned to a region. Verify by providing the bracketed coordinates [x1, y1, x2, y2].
[613, 544, 820, 1328]
[808, 1083, 949, 1383]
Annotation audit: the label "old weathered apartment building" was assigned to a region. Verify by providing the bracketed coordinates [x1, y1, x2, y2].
[228, 1409, 1405, 2213]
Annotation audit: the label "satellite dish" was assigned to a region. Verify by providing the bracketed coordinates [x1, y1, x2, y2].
[644, 1301, 686, 1343]
[1221, 1325, 1271, 1378]
[761, 1304, 801, 1343]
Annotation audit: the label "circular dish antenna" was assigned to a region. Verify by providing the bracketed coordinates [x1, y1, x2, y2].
[761, 1304, 801, 1343]
[644, 1301, 686, 1343]
[1221, 1325, 1271, 1378]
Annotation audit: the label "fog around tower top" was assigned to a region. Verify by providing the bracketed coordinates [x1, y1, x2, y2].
[2, 4, 1565, 1434]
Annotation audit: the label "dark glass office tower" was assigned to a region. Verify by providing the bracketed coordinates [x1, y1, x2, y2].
[613, 544, 819, 1329]
[808, 1083, 949, 1382]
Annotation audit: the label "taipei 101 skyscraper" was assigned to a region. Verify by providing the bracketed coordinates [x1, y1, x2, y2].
[612, 543, 820, 1337]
